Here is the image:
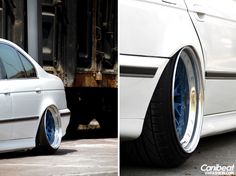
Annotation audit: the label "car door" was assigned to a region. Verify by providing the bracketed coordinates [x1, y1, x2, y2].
[0, 43, 42, 140]
[0, 57, 13, 141]
[12, 52, 42, 139]
[185, 0, 236, 115]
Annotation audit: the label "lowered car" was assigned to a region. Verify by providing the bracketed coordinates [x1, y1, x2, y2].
[0, 39, 70, 154]
[120, 0, 236, 167]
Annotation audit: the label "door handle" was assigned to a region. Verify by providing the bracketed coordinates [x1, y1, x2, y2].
[3, 89, 10, 96]
[35, 88, 41, 93]
[192, 4, 206, 21]
[4, 92, 10, 96]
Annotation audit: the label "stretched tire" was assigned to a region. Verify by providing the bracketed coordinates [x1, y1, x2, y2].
[36, 106, 62, 154]
[121, 47, 204, 167]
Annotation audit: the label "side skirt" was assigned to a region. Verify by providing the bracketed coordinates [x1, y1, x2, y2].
[0, 138, 35, 153]
[201, 111, 236, 137]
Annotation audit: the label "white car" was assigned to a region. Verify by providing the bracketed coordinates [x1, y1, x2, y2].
[120, 0, 236, 167]
[0, 39, 70, 154]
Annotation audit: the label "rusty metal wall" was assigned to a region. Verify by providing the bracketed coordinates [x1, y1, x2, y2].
[42, 0, 117, 88]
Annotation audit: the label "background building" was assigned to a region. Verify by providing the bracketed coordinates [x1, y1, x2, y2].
[0, 0, 117, 135]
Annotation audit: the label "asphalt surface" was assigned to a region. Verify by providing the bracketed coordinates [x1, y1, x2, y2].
[0, 138, 118, 176]
[120, 131, 236, 176]
[2, 128, 236, 176]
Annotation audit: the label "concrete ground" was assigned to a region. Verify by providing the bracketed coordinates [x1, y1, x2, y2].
[0, 138, 118, 176]
[120, 131, 236, 176]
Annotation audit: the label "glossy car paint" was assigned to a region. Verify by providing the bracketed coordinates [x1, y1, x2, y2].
[185, 0, 236, 115]
[120, 0, 236, 140]
[120, 55, 169, 139]
[120, 0, 204, 140]
[0, 39, 70, 152]
[185, 0, 236, 136]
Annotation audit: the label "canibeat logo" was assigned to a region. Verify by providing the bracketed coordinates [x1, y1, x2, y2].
[201, 164, 234, 175]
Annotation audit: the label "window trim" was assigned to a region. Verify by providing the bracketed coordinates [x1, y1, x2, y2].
[17, 51, 37, 79]
[0, 56, 7, 79]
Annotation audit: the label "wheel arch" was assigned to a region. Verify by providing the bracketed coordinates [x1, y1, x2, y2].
[121, 45, 205, 167]
[33, 97, 61, 142]
[175, 45, 205, 87]
[120, 45, 205, 141]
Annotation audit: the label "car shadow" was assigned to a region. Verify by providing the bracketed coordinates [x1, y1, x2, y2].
[0, 148, 77, 159]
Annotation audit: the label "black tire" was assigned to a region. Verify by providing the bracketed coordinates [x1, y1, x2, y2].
[121, 47, 204, 167]
[36, 106, 62, 154]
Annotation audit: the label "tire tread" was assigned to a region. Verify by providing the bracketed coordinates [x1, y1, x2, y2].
[121, 58, 190, 167]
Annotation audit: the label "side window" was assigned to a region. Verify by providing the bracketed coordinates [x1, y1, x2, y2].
[0, 44, 25, 79]
[18, 52, 37, 78]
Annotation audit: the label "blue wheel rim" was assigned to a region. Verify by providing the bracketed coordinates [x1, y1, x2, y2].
[174, 58, 189, 140]
[46, 110, 55, 144]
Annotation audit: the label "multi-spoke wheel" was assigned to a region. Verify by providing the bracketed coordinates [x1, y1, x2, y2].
[36, 106, 62, 154]
[121, 47, 204, 167]
[172, 49, 202, 153]
[173, 58, 190, 140]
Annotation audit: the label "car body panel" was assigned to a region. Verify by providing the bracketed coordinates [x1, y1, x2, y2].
[184, 0, 236, 115]
[120, 0, 236, 140]
[120, 0, 204, 140]
[120, 0, 203, 62]
[0, 39, 70, 152]
[0, 138, 35, 153]
[202, 111, 236, 137]
[204, 79, 236, 115]
[0, 80, 12, 140]
[10, 79, 42, 139]
[120, 55, 169, 139]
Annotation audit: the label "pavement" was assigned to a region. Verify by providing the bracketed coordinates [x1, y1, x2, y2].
[1, 129, 236, 176]
[120, 131, 236, 176]
[0, 138, 118, 176]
